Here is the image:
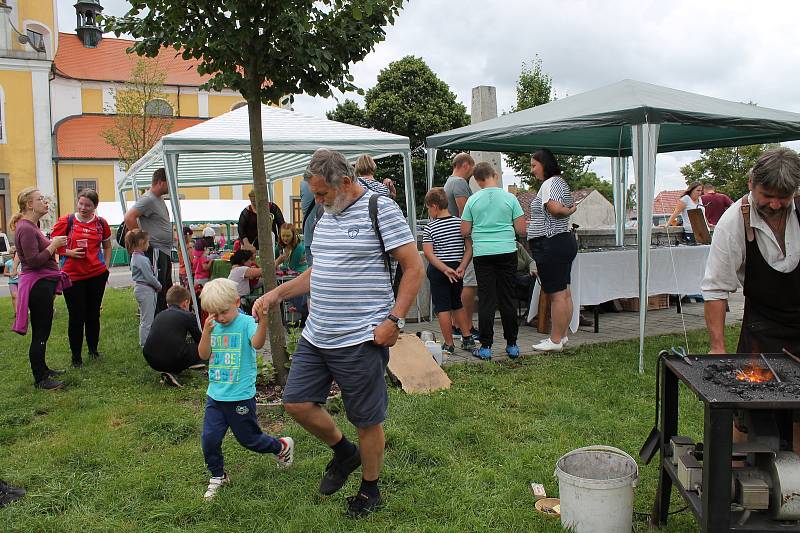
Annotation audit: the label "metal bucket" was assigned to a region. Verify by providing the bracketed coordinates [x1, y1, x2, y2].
[555, 445, 639, 533]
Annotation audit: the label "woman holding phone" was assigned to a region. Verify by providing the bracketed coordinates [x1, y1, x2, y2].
[51, 189, 112, 367]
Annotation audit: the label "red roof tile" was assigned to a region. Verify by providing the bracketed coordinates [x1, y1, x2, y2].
[514, 190, 536, 220]
[653, 190, 684, 215]
[55, 114, 205, 159]
[55, 33, 213, 86]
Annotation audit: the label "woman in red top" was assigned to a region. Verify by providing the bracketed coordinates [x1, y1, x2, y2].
[51, 189, 112, 367]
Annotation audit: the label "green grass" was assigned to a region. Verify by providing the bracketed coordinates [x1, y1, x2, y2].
[0, 288, 737, 532]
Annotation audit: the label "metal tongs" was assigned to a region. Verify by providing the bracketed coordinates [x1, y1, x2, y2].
[671, 346, 693, 366]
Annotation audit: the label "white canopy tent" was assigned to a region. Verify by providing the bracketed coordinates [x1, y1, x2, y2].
[117, 104, 415, 323]
[97, 200, 251, 227]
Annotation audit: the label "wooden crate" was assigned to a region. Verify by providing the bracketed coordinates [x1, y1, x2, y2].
[618, 294, 670, 312]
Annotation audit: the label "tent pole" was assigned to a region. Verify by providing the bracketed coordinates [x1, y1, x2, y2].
[402, 151, 422, 323]
[426, 148, 437, 190]
[611, 157, 628, 246]
[631, 124, 660, 374]
[118, 186, 127, 215]
[166, 152, 201, 328]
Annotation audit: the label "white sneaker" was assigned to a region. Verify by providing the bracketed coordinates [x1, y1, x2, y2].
[532, 338, 564, 352]
[275, 437, 294, 468]
[204, 473, 229, 500]
[562, 336, 569, 346]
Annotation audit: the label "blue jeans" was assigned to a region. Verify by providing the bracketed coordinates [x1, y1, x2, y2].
[201, 396, 281, 477]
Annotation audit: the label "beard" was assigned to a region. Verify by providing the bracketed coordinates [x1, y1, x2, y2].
[754, 201, 791, 219]
[322, 189, 349, 215]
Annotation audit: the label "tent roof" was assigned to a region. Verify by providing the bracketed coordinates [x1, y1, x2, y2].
[426, 79, 800, 156]
[118, 105, 411, 191]
[97, 200, 250, 226]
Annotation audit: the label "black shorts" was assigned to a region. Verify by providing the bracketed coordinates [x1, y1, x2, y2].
[427, 262, 464, 314]
[283, 337, 390, 427]
[529, 232, 578, 294]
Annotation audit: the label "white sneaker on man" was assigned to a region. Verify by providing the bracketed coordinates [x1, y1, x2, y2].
[204, 473, 229, 500]
[274, 437, 294, 468]
[532, 338, 564, 352]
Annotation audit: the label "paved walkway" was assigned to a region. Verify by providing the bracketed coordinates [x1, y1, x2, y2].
[405, 292, 744, 364]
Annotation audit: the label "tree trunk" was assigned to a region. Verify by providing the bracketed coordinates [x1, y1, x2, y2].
[246, 78, 290, 386]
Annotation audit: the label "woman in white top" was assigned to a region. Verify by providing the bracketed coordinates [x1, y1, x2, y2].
[665, 181, 704, 243]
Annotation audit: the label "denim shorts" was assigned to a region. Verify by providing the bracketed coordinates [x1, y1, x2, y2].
[283, 337, 390, 427]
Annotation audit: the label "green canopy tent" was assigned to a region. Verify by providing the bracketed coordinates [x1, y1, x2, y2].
[426, 79, 800, 372]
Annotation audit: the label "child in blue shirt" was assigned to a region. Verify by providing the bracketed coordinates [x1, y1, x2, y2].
[198, 278, 295, 500]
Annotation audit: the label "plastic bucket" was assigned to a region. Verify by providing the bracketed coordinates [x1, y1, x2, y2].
[554, 445, 638, 533]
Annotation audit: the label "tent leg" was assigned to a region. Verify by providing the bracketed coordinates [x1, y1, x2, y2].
[611, 157, 628, 247]
[631, 124, 660, 374]
[401, 151, 421, 323]
[165, 152, 201, 328]
[426, 148, 437, 191]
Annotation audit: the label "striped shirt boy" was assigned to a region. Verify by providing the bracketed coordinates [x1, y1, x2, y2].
[422, 216, 465, 263]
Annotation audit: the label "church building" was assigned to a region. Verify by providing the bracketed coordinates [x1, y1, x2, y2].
[0, 0, 302, 231]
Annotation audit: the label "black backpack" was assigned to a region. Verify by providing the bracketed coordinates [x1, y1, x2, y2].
[309, 194, 403, 297]
[115, 222, 128, 248]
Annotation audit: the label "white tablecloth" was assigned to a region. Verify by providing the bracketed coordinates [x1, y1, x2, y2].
[527, 245, 711, 332]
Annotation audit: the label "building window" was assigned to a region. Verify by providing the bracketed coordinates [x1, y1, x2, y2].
[26, 29, 44, 51]
[144, 99, 174, 117]
[75, 180, 98, 202]
[291, 197, 302, 231]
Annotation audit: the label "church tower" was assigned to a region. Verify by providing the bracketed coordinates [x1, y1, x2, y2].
[75, 0, 103, 48]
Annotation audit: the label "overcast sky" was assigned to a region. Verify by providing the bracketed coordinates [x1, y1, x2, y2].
[58, 0, 800, 193]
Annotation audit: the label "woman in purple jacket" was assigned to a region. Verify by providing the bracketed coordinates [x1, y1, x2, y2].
[10, 188, 71, 390]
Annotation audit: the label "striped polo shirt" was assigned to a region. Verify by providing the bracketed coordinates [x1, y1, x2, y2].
[358, 177, 392, 197]
[422, 216, 465, 263]
[303, 190, 415, 349]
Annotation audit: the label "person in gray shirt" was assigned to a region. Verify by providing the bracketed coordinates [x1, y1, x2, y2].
[442, 153, 479, 337]
[124, 168, 173, 314]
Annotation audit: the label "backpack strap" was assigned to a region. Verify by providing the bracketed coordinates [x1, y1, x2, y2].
[740, 195, 755, 243]
[368, 194, 394, 288]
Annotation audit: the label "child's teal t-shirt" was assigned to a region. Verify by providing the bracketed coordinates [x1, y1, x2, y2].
[461, 187, 524, 257]
[207, 313, 258, 402]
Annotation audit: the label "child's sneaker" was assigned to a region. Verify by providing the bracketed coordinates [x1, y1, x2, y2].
[472, 346, 492, 360]
[460, 335, 476, 351]
[275, 437, 294, 468]
[441, 343, 455, 356]
[203, 473, 229, 500]
[506, 345, 520, 359]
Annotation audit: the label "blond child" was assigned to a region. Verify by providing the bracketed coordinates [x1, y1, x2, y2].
[197, 278, 294, 500]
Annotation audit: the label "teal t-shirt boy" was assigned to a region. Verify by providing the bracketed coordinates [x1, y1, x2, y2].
[207, 313, 258, 401]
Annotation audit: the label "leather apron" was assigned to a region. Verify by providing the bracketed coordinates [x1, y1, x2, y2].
[736, 196, 800, 354]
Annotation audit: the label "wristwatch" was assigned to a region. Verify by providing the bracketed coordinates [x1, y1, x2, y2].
[387, 314, 405, 329]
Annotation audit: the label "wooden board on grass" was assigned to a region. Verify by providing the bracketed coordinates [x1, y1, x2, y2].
[388, 334, 451, 393]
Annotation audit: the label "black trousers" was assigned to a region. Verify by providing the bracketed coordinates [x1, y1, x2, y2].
[28, 278, 57, 383]
[145, 247, 172, 314]
[144, 344, 203, 374]
[473, 251, 518, 348]
[63, 270, 109, 362]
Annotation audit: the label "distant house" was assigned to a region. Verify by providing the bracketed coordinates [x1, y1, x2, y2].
[570, 188, 615, 228]
[652, 189, 684, 226]
[514, 187, 616, 229]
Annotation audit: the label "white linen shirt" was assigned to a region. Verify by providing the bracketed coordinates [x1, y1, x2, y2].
[701, 193, 800, 300]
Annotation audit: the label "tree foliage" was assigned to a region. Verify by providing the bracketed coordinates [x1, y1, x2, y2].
[505, 57, 595, 190]
[101, 58, 174, 173]
[327, 56, 469, 215]
[105, 0, 405, 385]
[680, 144, 779, 199]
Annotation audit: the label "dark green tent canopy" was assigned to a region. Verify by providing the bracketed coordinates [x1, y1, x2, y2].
[426, 79, 800, 156]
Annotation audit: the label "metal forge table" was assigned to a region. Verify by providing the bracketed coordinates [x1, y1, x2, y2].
[651, 353, 800, 532]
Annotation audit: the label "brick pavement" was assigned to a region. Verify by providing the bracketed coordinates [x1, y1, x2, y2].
[404, 292, 744, 365]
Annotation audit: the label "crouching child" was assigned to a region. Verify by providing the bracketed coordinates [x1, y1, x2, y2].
[198, 278, 294, 500]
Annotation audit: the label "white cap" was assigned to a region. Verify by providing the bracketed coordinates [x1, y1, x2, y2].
[202, 226, 216, 237]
